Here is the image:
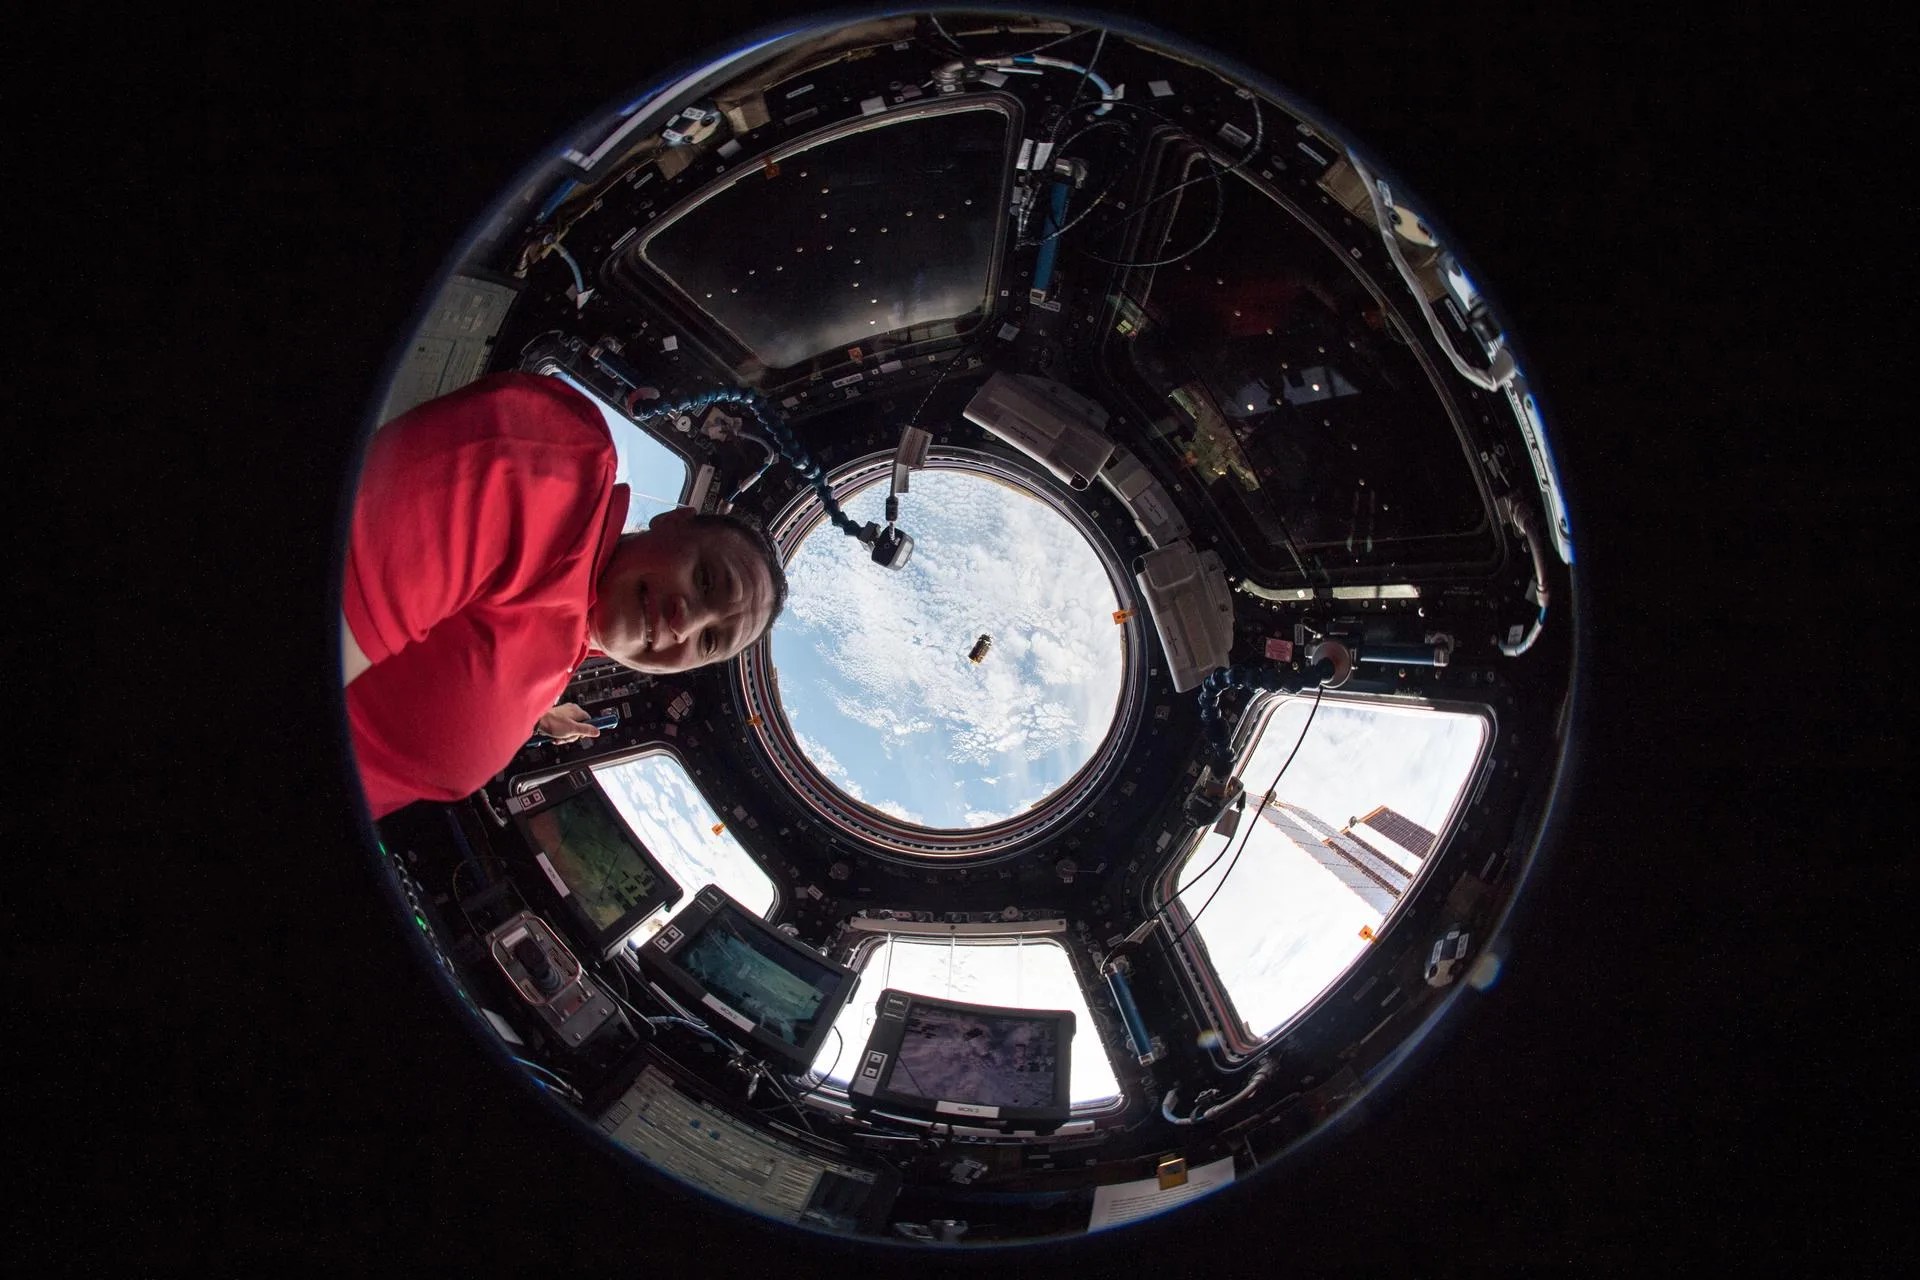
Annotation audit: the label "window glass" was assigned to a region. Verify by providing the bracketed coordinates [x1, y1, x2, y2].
[810, 935, 1121, 1108]
[772, 469, 1124, 829]
[593, 754, 777, 948]
[547, 370, 689, 530]
[1173, 697, 1487, 1041]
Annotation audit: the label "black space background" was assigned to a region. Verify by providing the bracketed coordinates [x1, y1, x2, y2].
[29, 1, 1905, 1272]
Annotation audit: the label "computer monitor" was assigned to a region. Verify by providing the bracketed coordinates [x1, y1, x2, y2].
[638, 884, 858, 1074]
[508, 770, 682, 960]
[848, 989, 1075, 1131]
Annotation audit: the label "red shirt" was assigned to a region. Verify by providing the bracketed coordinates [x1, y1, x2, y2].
[344, 372, 630, 818]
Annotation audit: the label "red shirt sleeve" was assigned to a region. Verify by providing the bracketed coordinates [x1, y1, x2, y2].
[342, 372, 616, 665]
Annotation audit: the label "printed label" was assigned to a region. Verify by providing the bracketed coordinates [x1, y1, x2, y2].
[702, 994, 756, 1032]
[535, 852, 570, 898]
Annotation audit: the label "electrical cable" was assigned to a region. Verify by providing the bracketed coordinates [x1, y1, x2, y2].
[448, 853, 513, 940]
[1012, 26, 1102, 59]
[902, 332, 985, 435]
[1093, 678, 1324, 973]
[1167, 684, 1324, 951]
[1053, 28, 1105, 120]
[632, 389, 874, 554]
[596, 961, 659, 1033]
[1075, 94, 1263, 271]
[1016, 118, 1134, 248]
[545, 240, 588, 297]
[511, 1055, 584, 1103]
[924, 13, 968, 57]
[1142, 93, 1266, 207]
[755, 1067, 819, 1135]
[1007, 52, 1116, 115]
[795, 1025, 846, 1096]
[1495, 495, 1551, 656]
[1012, 30, 1109, 244]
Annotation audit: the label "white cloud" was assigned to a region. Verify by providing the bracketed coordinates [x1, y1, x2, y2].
[792, 731, 866, 800]
[869, 798, 922, 824]
[594, 755, 777, 920]
[774, 471, 1126, 827]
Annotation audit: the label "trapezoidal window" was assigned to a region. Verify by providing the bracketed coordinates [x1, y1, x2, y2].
[541, 368, 690, 531]
[808, 933, 1122, 1111]
[593, 752, 777, 949]
[1163, 694, 1490, 1049]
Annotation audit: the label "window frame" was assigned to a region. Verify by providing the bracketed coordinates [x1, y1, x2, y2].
[737, 447, 1152, 861]
[1153, 689, 1497, 1059]
[528, 360, 702, 524]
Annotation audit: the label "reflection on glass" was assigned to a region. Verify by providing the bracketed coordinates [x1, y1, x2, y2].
[594, 754, 776, 946]
[1174, 698, 1487, 1040]
[546, 370, 689, 530]
[811, 936, 1121, 1108]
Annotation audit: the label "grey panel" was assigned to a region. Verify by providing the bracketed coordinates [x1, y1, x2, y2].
[378, 274, 520, 426]
[636, 101, 1014, 371]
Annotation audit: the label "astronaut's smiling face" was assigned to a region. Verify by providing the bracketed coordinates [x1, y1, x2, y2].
[589, 507, 777, 674]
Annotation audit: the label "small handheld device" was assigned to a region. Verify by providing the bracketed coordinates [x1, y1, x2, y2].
[529, 707, 621, 744]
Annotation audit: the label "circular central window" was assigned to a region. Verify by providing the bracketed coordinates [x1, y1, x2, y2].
[767, 465, 1127, 838]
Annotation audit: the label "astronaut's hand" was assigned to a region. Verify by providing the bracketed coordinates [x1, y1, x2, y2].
[536, 703, 602, 744]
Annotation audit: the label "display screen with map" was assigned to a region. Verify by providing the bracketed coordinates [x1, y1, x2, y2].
[514, 779, 681, 955]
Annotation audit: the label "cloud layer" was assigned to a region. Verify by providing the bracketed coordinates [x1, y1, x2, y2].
[772, 471, 1126, 828]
